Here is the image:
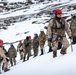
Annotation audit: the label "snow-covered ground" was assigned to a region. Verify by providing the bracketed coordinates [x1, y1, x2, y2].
[0, 0, 76, 75]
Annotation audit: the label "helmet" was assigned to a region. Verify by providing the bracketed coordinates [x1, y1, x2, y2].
[19, 40, 22, 43]
[28, 36, 31, 39]
[54, 8, 62, 15]
[0, 39, 3, 44]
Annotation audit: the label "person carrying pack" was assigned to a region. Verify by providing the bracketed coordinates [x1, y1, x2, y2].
[70, 14, 76, 44]
[47, 8, 72, 58]
[0, 39, 10, 72]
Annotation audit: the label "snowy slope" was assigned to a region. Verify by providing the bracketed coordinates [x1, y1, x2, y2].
[1, 44, 76, 75]
[0, 0, 76, 75]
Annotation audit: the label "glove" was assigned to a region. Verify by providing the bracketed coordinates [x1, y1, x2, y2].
[48, 38, 52, 42]
[69, 36, 72, 39]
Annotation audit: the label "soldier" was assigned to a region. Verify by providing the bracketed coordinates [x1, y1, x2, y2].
[47, 8, 71, 58]
[8, 44, 17, 66]
[39, 30, 46, 55]
[17, 40, 24, 60]
[44, 26, 53, 53]
[23, 36, 31, 62]
[2, 46, 9, 71]
[33, 33, 39, 57]
[70, 14, 76, 44]
[0, 39, 10, 72]
[28, 36, 33, 57]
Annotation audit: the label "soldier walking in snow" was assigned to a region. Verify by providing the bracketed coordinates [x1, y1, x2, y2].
[70, 14, 76, 44]
[23, 36, 31, 61]
[39, 30, 46, 55]
[0, 39, 10, 72]
[47, 8, 71, 58]
[8, 44, 17, 66]
[28, 36, 33, 57]
[33, 33, 39, 57]
[44, 26, 53, 53]
[17, 40, 24, 60]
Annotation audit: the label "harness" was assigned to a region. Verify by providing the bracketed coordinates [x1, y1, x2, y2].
[51, 17, 65, 40]
[52, 17, 65, 32]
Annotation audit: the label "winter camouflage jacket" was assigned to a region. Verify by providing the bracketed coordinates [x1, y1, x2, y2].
[70, 18, 76, 36]
[39, 31, 46, 48]
[0, 47, 7, 64]
[33, 36, 39, 49]
[8, 46, 17, 58]
[47, 17, 71, 38]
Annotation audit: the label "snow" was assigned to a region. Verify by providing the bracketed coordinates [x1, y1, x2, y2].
[0, 0, 76, 75]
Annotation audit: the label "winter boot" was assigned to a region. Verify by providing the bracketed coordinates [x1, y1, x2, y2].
[23, 56, 25, 62]
[40, 49, 43, 55]
[53, 51, 57, 58]
[60, 47, 66, 55]
[47, 46, 52, 53]
[4, 68, 10, 72]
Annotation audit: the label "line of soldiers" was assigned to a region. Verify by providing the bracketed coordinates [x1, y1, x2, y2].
[17, 30, 46, 62]
[0, 8, 76, 73]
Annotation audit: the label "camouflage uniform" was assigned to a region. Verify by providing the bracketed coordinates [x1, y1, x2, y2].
[33, 34, 39, 57]
[47, 17, 71, 57]
[17, 42, 24, 60]
[70, 17, 76, 44]
[8, 45, 17, 66]
[28, 36, 33, 57]
[2, 46, 9, 71]
[44, 26, 52, 53]
[23, 36, 31, 61]
[0, 47, 9, 72]
[39, 31, 46, 55]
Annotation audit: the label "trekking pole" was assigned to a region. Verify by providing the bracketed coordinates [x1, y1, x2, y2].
[70, 38, 73, 52]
